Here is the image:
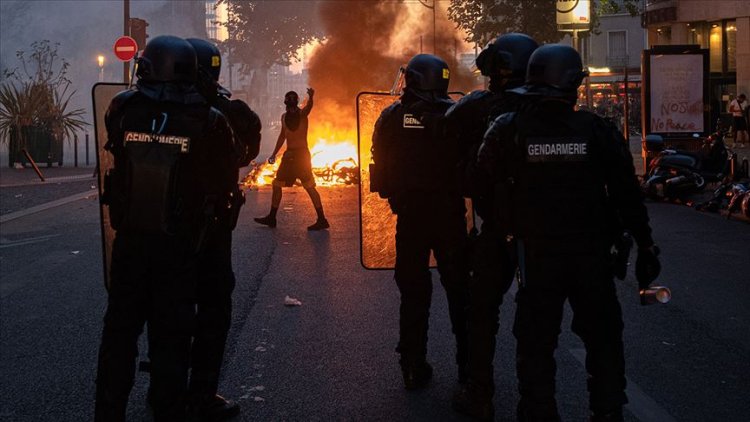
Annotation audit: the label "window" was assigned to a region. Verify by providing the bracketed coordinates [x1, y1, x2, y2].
[727, 20, 737, 72]
[608, 30, 627, 61]
[709, 22, 722, 72]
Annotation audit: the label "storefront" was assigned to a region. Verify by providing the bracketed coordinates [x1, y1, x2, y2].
[578, 69, 643, 137]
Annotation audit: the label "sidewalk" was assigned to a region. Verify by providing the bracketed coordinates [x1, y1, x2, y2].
[0, 166, 98, 217]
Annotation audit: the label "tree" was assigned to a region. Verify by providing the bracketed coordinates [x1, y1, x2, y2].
[218, 1, 322, 98]
[0, 40, 87, 162]
[447, 0, 640, 47]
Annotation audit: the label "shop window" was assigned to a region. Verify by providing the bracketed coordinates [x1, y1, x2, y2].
[688, 22, 705, 47]
[727, 20, 737, 72]
[709, 22, 722, 72]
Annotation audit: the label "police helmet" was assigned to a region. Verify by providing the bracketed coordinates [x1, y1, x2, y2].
[404, 54, 450, 95]
[475, 33, 538, 83]
[513, 44, 589, 99]
[186, 38, 221, 81]
[136, 35, 197, 83]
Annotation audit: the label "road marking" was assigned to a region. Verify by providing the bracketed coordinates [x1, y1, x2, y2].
[569, 349, 677, 422]
[0, 190, 98, 224]
[0, 233, 61, 249]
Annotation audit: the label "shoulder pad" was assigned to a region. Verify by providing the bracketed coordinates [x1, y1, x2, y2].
[380, 101, 402, 117]
[446, 90, 492, 116]
[464, 89, 493, 102]
[228, 99, 255, 117]
[208, 106, 228, 130]
[107, 89, 138, 116]
[493, 111, 517, 127]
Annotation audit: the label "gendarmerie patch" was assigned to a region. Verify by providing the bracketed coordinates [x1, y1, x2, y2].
[402, 114, 424, 129]
[525, 137, 588, 163]
[124, 131, 191, 153]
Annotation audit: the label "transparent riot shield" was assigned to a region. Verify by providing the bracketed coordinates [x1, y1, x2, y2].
[92, 83, 128, 289]
[357, 92, 400, 270]
[357, 92, 467, 270]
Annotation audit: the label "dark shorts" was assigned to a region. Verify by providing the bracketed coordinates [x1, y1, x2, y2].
[275, 149, 314, 187]
[733, 116, 748, 131]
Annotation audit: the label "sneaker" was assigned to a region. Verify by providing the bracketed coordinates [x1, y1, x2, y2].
[402, 361, 433, 390]
[452, 383, 495, 421]
[189, 394, 240, 422]
[254, 215, 277, 228]
[307, 218, 329, 231]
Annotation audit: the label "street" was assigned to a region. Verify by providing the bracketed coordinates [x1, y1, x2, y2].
[1, 174, 749, 421]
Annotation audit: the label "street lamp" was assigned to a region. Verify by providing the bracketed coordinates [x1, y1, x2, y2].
[97, 55, 105, 82]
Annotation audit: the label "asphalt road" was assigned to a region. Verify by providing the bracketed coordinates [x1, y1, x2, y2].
[0, 185, 749, 421]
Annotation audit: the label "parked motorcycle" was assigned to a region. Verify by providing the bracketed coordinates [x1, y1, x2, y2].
[642, 126, 735, 200]
[695, 181, 750, 220]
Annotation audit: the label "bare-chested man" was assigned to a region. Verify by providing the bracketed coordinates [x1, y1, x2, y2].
[254, 88, 329, 230]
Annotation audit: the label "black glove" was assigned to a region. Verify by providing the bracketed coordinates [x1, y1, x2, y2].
[635, 245, 661, 289]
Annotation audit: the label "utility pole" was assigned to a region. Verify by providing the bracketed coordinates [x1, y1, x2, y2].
[418, 0, 436, 54]
[123, 0, 130, 84]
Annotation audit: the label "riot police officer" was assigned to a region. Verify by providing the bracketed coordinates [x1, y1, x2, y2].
[185, 37, 261, 421]
[94, 35, 236, 421]
[370, 54, 469, 390]
[476, 44, 661, 421]
[445, 33, 538, 421]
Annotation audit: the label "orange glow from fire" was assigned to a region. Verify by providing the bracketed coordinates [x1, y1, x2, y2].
[241, 121, 359, 188]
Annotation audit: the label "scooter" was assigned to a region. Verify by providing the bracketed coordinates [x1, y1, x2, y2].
[695, 181, 750, 220]
[642, 126, 735, 200]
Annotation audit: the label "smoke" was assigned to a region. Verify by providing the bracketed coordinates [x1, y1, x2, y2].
[306, 0, 475, 130]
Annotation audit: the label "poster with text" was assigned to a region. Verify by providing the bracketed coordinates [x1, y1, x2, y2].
[649, 54, 704, 134]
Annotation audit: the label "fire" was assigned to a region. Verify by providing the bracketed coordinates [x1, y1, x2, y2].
[241, 122, 359, 188]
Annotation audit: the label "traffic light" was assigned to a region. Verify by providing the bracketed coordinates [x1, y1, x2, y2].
[129, 18, 148, 50]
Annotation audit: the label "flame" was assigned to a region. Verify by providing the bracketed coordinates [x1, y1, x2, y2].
[241, 120, 359, 188]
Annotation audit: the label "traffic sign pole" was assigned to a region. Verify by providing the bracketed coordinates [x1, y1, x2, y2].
[124, 0, 130, 84]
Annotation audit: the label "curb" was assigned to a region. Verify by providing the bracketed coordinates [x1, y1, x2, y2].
[0, 190, 98, 224]
[0, 173, 96, 188]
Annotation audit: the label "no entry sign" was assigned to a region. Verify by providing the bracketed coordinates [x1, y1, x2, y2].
[113, 36, 138, 61]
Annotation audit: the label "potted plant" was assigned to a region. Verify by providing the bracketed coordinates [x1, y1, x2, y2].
[0, 40, 87, 167]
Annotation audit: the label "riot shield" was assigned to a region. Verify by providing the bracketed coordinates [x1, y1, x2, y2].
[92, 83, 129, 289]
[357, 92, 400, 270]
[357, 92, 467, 270]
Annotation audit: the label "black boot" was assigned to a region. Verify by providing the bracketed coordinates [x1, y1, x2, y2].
[452, 381, 494, 421]
[401, 360, 433, 390]
[254, 215, 277, 228]
[255, 206, 278, 228]
[307, 217, 329, 231]
[189, 394, 240, 422]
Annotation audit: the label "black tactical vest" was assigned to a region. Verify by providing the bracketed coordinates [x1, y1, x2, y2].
[104, 91, 231, 238]
[376, 99, 455, 196]
[497, 107, 610, 239]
